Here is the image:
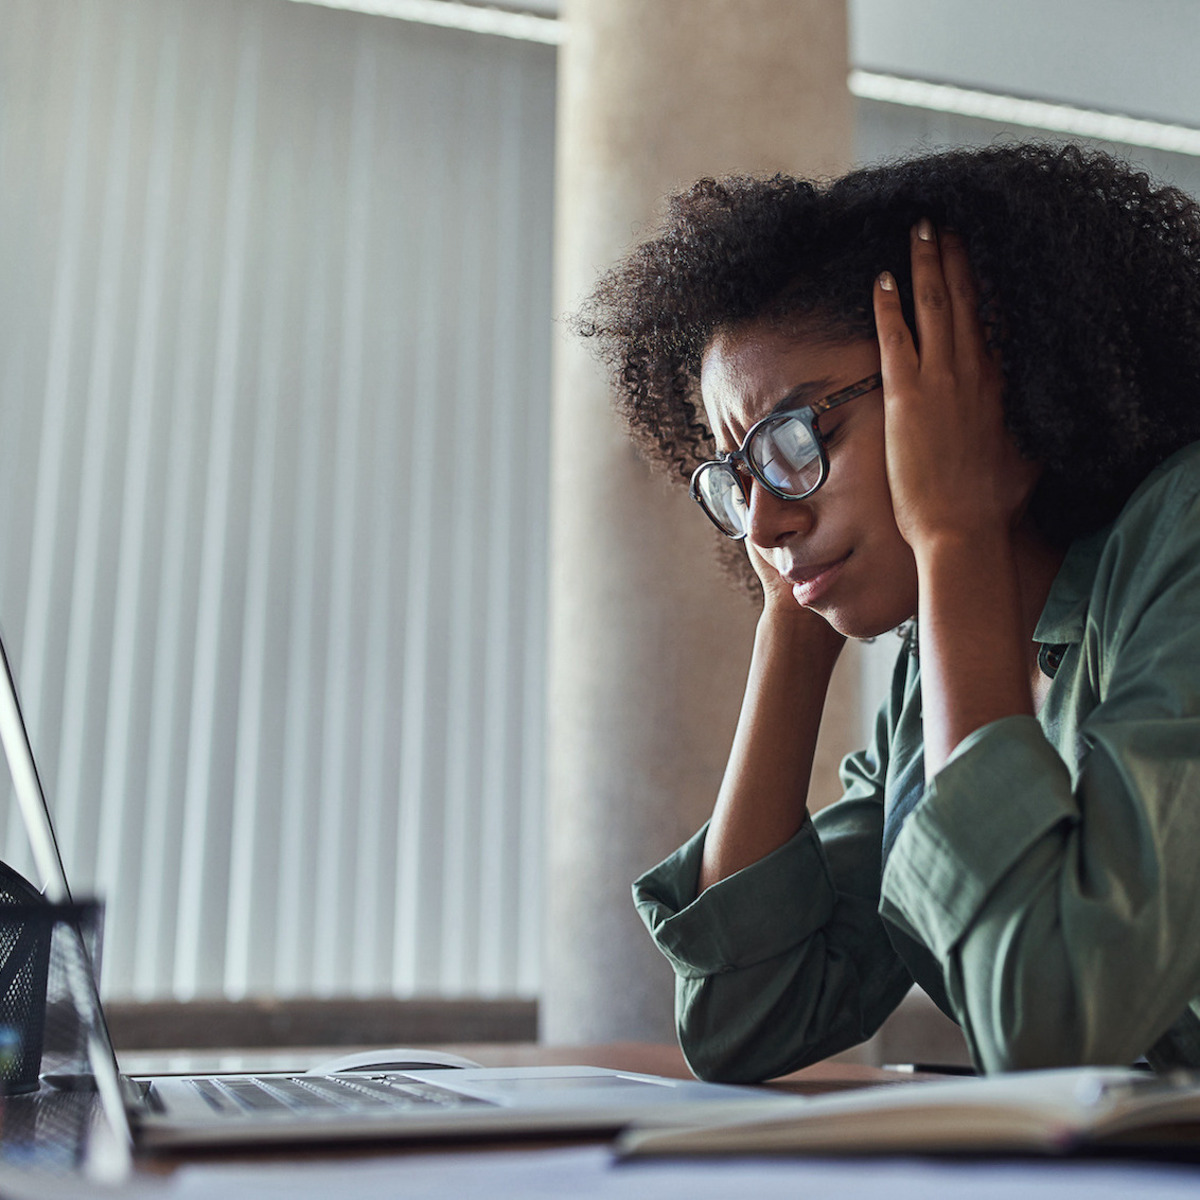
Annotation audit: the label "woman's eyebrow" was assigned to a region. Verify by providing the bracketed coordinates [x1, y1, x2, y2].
[768, 376, 837, 417]
[715, 375, 840, 450]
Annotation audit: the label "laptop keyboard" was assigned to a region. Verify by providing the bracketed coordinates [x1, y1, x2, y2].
[186, 1074, 491, 1117]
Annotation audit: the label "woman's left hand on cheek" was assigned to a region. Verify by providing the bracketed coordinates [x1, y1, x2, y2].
[873, 220, 1040, 551]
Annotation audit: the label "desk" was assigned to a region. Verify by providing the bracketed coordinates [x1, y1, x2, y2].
[1, 1046, 1176, 1200]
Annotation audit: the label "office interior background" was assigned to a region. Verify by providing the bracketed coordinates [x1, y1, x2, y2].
[0, 0, 1198, 1032]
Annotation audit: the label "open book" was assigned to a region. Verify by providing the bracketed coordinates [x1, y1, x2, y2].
[618, 1068, 1200, 1158]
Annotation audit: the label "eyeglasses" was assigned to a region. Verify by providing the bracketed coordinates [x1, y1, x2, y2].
[689, 372, 883, 539]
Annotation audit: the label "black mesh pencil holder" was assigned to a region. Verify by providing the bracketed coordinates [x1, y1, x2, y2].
[0, 861, 102, 1096]
[0, 861, 52, 1093]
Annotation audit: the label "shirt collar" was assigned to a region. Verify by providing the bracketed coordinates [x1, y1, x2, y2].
[1032, 521, 1111, 646]
[1032, 441, 1200, 646]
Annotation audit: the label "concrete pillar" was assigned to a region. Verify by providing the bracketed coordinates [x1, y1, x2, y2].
[545, 0, 855, 1044]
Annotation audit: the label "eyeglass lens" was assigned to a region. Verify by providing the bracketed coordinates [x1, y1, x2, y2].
[695, 465, 748, 536]
[749, 414, 823, 493]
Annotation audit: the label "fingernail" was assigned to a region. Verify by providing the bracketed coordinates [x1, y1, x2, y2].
[916, 218, 935, 242]
[878, 271, 896, 291]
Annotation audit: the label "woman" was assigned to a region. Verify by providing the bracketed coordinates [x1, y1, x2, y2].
[576, 143, 1200, 1079]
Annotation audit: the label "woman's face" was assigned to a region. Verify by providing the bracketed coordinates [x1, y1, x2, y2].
[700, 321, 919, 638]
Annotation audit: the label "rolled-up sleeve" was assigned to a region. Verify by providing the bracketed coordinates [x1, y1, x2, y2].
[881, 718, 1078, 961]
[632, 683, 916, 1081]
[633, 821, 836, 979]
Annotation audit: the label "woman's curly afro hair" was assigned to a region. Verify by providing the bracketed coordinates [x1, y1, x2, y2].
[575, 142, 1200, 548]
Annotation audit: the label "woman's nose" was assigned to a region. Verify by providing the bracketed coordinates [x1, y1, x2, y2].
[745, 480, 815, 549]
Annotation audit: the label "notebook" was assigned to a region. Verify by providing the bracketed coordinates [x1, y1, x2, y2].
[0, 633, 790, 1171]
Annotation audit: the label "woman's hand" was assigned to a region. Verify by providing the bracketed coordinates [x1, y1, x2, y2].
[745, 536, 790, 605]
[873, 221, 1054, 776]
[873, 221, 1040, 554]
[745, 534, 846, 650]
[745, 537, 801, 612]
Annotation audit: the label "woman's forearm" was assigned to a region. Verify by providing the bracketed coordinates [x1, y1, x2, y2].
[698, 607, 843, 892]
[915, 529, 1033, 777]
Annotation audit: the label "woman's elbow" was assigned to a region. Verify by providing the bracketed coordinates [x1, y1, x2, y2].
[676, 978, 871, 1083]
[676, 1003, 783, 1082]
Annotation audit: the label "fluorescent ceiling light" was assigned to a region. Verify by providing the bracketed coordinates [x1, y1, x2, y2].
[850, 69, 1200, 158]
[283, 0, 563, 44]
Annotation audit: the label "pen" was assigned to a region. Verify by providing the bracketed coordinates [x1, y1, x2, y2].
[885, 1063, 978, 1076]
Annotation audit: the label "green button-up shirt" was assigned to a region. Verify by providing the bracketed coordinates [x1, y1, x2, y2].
[634, 440, 1200, 1081]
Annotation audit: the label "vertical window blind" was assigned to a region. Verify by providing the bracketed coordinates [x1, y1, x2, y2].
[0, 0, 554, 1001]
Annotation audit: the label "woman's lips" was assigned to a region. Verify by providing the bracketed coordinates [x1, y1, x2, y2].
[784, 553, 850, 607]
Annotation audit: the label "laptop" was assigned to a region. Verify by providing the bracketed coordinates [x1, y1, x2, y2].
[0, 634, 791, 1171]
